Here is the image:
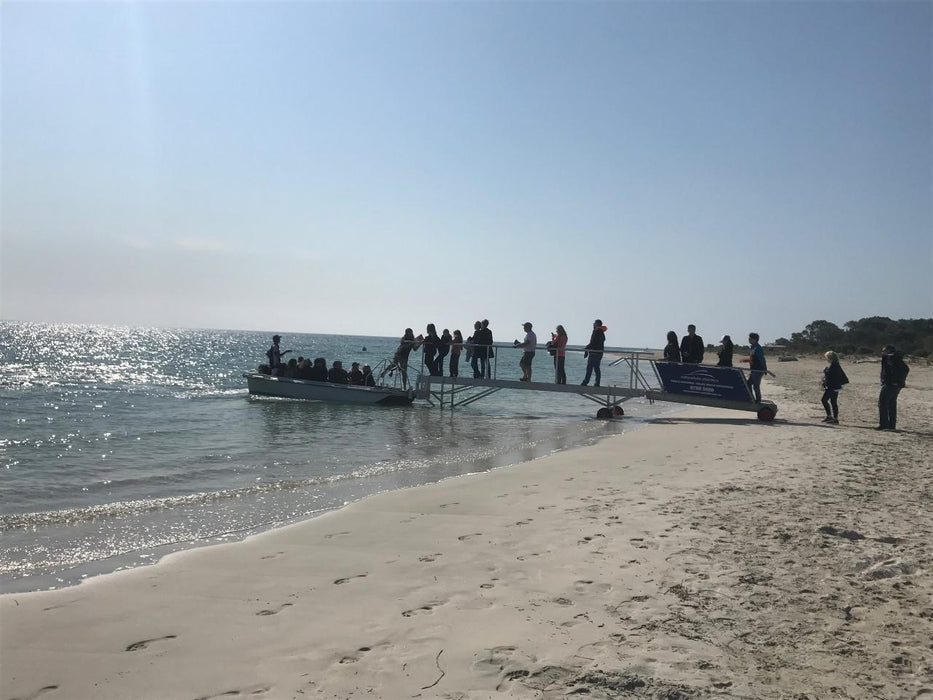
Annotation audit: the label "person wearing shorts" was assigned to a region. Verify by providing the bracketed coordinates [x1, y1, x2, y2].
[515, 322, 537, 382]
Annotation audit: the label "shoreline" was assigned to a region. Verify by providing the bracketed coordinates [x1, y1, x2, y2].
[0, 399, 674, 595]
[1, 358, 930, 698]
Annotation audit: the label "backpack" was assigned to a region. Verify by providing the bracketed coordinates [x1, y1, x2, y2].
[892, 357, 910, 386]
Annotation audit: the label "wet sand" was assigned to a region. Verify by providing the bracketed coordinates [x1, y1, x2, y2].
[1, 357, 930, 699]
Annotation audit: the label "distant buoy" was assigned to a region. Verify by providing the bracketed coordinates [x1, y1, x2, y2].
[362, 347, 367, 352]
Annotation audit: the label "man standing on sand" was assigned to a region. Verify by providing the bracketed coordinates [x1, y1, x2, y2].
[877, 345, 909, 431]
[581, 319, 606, 387]
[514, 322, 537, 382]
[743, 332, 767, 402]
[680, 324, 705, 364]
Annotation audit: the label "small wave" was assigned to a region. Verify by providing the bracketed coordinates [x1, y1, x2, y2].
[0, 457, 439, 530]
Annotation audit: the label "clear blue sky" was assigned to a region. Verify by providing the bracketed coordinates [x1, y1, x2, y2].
[2, 1, 931, 347]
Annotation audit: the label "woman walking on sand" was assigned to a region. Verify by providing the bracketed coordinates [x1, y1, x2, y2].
[820, 351, 849, 424]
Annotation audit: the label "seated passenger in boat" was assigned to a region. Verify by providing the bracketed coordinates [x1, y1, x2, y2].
[308, 358, 329, 382]
[362, 364, 376, 387]
[284, 358, 299, 378]
[296, 358, 314, 380]
[348, 362, 364, 385]
[328, 360, 350, 384]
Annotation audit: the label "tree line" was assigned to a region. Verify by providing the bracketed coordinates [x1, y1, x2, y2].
[774, 317, 933, 357]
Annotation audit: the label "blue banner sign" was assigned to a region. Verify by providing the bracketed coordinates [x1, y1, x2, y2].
[655, 363, 753, 402]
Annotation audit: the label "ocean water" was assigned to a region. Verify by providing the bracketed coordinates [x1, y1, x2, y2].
[0, 322, 666, 593]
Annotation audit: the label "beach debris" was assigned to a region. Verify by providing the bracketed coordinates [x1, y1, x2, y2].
[419, 649, 445, 690]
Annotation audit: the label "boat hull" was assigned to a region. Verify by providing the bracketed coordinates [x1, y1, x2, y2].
[244, 373, 414, 406]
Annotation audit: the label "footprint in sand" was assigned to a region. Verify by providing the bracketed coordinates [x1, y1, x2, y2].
[259, 551, 285, 560]
[323, 531, 351, 540]
[578, 534, 605, 545]
[458, 533, 482, 541]
[256, 602, 293, 616]
[194, 685, 272, 699]
[573, 580, 612, 594]
[439, 502, 459, 508]
[125, 634, 177, 652]
[338, 646, 373, 664]
[514, 519, 533, 526]
[333, 573, 368, 585]
[418, 553, 443, 562]
[472, 645, 536, 677]
[401, 602, 442, 617]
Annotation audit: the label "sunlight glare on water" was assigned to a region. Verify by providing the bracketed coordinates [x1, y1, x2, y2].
[0, 321, 665, 592]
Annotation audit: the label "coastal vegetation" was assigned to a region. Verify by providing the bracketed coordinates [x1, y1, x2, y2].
[774, 317, 933, 357]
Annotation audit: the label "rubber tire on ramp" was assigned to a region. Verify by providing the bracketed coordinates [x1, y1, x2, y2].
[757, 405, 776, 422]
[612, 406, 624, 417]
[596, 407, 612, 420]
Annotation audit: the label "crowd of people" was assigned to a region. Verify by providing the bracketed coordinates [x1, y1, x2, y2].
[259, 335, 376, 386]
[259, 326, 912, 431]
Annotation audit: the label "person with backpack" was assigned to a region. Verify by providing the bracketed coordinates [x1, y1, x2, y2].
[820, 351, 849, 424]
[877, 345, 909, 431]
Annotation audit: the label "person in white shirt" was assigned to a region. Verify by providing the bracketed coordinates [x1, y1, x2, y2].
[514, 322, 537, 382]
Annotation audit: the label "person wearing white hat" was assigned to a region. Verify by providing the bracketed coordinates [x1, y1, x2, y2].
[716, 335, 734, 367]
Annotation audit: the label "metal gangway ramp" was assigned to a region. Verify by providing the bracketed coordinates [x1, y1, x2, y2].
[416, 344, 778, 421]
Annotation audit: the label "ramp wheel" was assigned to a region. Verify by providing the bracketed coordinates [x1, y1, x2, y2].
[757, 405, 776, 422]
[612, 405, 624, 417]
[596, 407, 612, 420]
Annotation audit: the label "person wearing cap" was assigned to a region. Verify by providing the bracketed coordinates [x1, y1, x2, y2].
[680, 324, 704, 364]
[266, 335, 291, 375]
[877, 345, 909, 431]
[514, 322, 537, 382]
[741, 332, 767, 402]
[581, 319, 606, 386]
[716, 335, 734, 367]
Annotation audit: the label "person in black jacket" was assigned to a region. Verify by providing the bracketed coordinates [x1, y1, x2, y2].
[436, 329, 452, 376]
[471, 320, 493, 379]
[422, 324, 442, 376]
[663, 331, 681, 362]
[327, 360, 349, 384]
[877, 345, 909, 431]
[309, 357, 329, 381]
[581, 319, 606, 386]
[820, 351, 849, 424]
[680, 325, 704, 364]
[717, 335, 734, 367]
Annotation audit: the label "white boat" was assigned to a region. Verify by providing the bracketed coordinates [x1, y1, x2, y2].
[244, 372, 415, 406]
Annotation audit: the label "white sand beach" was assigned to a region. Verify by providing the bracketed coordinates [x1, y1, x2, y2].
[1, 358, 930, 699]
